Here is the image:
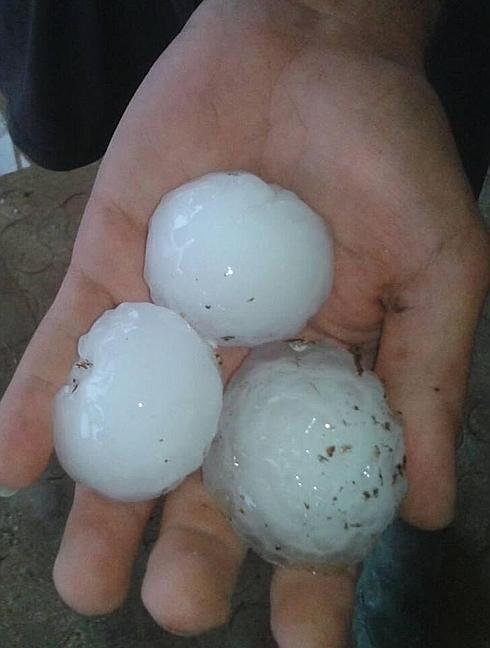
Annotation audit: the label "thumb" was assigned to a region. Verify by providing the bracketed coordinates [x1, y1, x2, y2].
[376, 227, 488, 529]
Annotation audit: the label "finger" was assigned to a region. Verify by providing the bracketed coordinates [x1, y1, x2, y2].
[141, 472, 246, 636]
[377, 229, 489, 529]
[271, 565, 357, 648]
[0, 270, 114, 489]
[53, 485, 154, 615]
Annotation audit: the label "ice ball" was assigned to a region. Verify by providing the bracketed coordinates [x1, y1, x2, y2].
[144, 171, 333, 347]
[54, 303, 223, 502]
[203, 340, 406, 569]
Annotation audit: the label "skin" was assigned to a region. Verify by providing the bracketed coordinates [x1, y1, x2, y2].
[0, 1, 488, 645]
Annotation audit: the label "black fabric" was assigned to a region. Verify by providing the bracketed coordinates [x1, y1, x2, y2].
[0, 0, 489, 194]
[426, 1, 490, 196]
[0, 1, 200, 170]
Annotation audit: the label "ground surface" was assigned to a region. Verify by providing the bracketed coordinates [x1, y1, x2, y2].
[0, 165, 489, 647]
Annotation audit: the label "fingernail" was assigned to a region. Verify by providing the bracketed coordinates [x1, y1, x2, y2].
[0, 485, 18, 497]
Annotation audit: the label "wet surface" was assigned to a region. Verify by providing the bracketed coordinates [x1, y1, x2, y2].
[0, 164, 489, 647]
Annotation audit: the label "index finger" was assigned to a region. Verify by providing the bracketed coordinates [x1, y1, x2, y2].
[0, 269, 114, 489]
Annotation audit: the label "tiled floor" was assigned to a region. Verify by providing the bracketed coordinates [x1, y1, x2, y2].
[0, 163, 489, 647]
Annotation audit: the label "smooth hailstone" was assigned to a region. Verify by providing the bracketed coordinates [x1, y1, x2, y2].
[144, 171, 333, 347]
[54, 303, 223, 502]
[203, 340, 406, 570]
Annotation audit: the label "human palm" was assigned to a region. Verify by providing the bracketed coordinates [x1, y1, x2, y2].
[0, 1, 487, 646]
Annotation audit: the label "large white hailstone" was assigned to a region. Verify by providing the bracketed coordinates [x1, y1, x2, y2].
[53, 303, 223, 502]
[144, 171, 333, 347]
[203, 340, 407, 570]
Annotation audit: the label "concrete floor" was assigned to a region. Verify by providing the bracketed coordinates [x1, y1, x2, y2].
[0, 164, 489, 648]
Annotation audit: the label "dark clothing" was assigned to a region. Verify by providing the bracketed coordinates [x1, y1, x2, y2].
[0, 1, 489, 196]
[0, 1, 200, 170]
[426, 1, 490, 196]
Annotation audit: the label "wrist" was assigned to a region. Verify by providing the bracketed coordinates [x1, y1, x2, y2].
[292, 0, 442, 69]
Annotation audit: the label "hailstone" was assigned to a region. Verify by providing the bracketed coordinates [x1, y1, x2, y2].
[144, 171, 333, 347]
[203, 340, 407, 570]
[53, 303, 222, 502]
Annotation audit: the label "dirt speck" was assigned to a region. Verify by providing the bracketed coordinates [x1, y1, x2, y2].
[350, 345, 364, 376]
[75, 359, 93, 369]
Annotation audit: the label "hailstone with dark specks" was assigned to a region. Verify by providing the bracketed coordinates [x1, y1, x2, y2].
[144, 171, 333, 347]
[54, 303, 223, 502]
[203, 340, 407, 570]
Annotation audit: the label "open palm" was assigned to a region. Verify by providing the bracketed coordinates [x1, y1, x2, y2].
[0, 1, 487, 646]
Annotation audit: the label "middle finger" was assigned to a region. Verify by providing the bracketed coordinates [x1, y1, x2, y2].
[141, 472, 246, 636]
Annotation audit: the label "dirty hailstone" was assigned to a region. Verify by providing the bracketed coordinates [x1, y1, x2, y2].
[203, 340, 407, 569]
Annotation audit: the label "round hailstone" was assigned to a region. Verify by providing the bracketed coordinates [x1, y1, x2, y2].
[54, 303, 223, 502]
[203, 340, 406, 570]
[144, 171, 333, 347]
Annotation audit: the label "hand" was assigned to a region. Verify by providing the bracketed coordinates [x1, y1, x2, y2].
[0, 1, 488, 646]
